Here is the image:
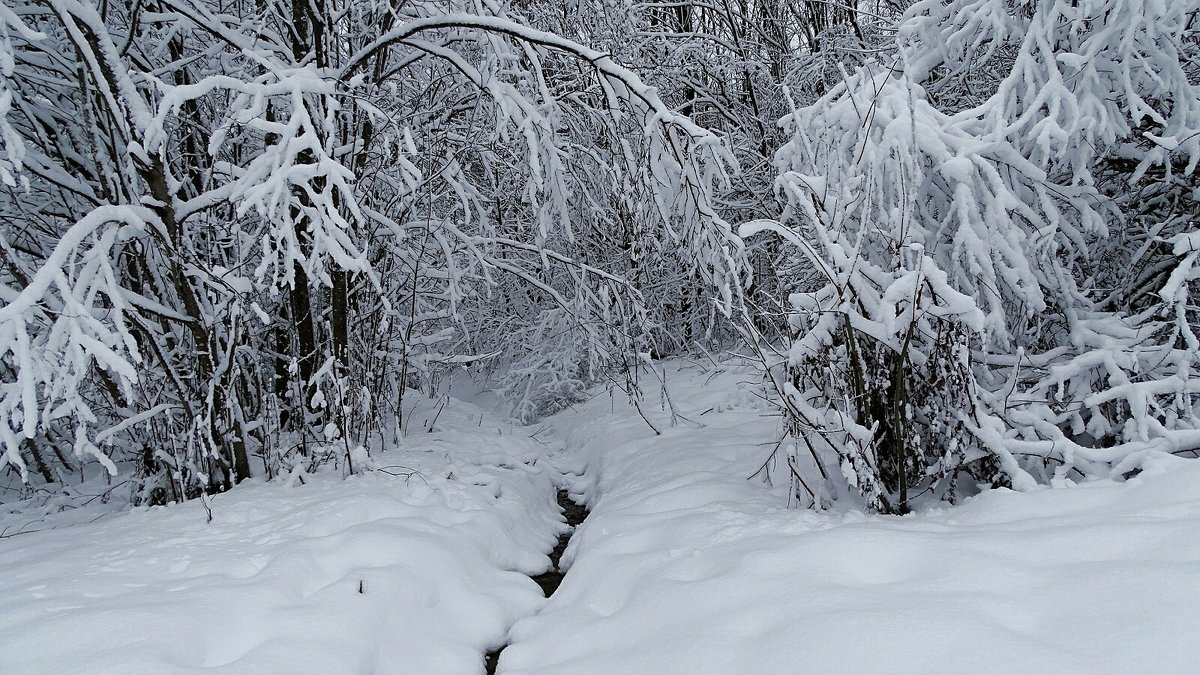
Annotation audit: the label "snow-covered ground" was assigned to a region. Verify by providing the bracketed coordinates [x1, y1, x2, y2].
[0, 397, 563, 674]
[499, 361, 1200, 674]
[4, 360, 1199, 673]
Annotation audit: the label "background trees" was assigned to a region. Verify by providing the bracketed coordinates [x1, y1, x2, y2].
[0, 0, 744, 501]
[3, 0, 1199, 514]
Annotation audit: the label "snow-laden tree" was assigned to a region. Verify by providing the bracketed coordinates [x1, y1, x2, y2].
[746, 0, 1200, 511]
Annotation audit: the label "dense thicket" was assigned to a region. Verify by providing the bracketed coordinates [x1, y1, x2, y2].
[749, 0, 1200, 512]
[3, 0, 1199, 513]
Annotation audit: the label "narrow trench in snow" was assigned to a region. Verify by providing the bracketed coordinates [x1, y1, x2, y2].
[485, 488, 589, 674]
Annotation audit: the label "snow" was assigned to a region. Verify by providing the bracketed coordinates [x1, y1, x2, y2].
[0, 396, 563, 674]
[499, 361, 1200, 674]
[3, 360, 1200, 673]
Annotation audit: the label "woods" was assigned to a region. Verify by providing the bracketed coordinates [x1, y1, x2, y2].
[2, 0, 1199, 514]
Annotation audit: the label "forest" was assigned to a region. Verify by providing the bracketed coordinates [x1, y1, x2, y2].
[1, 0, 1199, 672]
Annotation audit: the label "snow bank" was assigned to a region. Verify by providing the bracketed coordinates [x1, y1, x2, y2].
[0, 395, 564, 674]
[500, 360, 1200, 674]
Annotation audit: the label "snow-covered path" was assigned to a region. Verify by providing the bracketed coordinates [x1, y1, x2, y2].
[497, 361, 1200, 674]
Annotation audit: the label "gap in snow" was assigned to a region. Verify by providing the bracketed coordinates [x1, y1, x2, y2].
[485, 488, 590, 674]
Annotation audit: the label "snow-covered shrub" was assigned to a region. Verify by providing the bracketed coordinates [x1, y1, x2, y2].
[749, 0, 1200, 511]
[747, 69, 1028, 511]
[495, 308, 593, 423]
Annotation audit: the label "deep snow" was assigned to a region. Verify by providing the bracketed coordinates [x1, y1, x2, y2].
[0, 397, 564, 674]
[498, 361, 1200, 674]
[3, 360, 1199, 674]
